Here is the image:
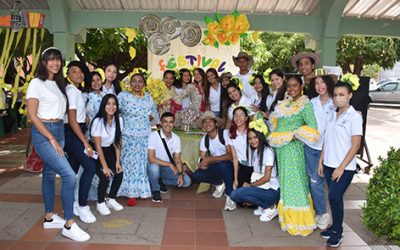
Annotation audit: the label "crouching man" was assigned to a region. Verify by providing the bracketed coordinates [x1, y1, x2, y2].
[147, 112, 191, 202]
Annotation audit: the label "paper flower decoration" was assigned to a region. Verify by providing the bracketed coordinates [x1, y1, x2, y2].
[125, 28, 137, 43]
[340, 73, 360, 91]
[202, 10, 250, 48]
[249, 118, 269, 135]
[231, 77, 243, 91]
[95, 68, 105, 82]
[129, 46, 137, 60]
[146, 77, 168, 106]
[263, 68, 273, 85]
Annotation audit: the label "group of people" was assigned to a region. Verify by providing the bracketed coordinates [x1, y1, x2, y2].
[26, 47, 363, 248]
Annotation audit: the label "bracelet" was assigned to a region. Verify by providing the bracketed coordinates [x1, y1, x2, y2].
[178, 172, 184, 176]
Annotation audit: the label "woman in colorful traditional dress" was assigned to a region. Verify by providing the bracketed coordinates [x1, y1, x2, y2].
[268, 75, 319, 236]
[117, 72, 159, 205]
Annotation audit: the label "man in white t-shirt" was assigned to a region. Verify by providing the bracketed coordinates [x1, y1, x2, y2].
[232, 52, 256, 99]
[193, 111, 236, 211]
[147, 112, 191, 202]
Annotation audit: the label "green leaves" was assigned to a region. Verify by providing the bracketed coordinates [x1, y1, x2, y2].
[204, 16, 215, 24]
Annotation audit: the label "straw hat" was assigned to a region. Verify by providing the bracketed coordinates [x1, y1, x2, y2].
[195, 111, 223, 129]
[291, 52, 320, 69]
[220, 72, 233, 80]
[232, 52, 254, 67]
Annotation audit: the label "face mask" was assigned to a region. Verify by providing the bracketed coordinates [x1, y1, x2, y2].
[334, 96, 349, 108]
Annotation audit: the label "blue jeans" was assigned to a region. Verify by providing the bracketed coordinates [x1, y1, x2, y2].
[31, 121, 76, 220]
[147, 163, 191, 191]
[230, 187, 280, 209]
[64, 124, 96, 206]
[324, 165, 355, 234]
[193, 160, 234, 195]
[304, 145, 327, 215]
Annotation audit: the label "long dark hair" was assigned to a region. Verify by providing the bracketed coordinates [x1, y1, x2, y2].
[269, 69, 286, 112]
[86, 71, 103, 93]
[229, 106, 249, 140]
[309, 75, 335, 99]
[194, 68, 207, 88]
[224, 81, 242, 115]
[252, 74, 270, 112]
[104, 63, 122, 94]
[248, 128, 272, 173]
[36, 48, 67, 98]
[174, 68, 192, 89]
[204, 68, 219, 106]
[91, 94, 122, 149]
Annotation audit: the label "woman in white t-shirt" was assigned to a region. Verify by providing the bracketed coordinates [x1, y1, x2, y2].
[318, 81, 363, 248]
[230, 122, 280, 222]
[63, 61, 97, 224]
[26, 48, 89, 242]
[224, 81, 254, 128]
[204, 68, 221, 117]
[304, 75, 336, 230]
[249, 74, 271, 120]
[90, 94, 124, 216]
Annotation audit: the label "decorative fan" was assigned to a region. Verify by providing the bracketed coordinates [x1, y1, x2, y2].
[140, 15, 161, 36]
[180, 22, 202, 47]
[148, 32, 171, 55]
[160, 16, 181, 40]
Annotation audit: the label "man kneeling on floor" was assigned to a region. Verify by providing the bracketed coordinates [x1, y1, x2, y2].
[148, 112, 191, 202]
[193, 111, 236, 211]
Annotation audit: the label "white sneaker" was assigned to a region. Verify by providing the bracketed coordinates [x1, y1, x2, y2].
[317, 213, 332, 230]
[253, 207, 263, 216]
[224, 196, 237, 211]
[106, 198, 124, 211]
[43, 214, 66, 229]
[260, 208, 278, 222]
[73, 201, 79, 216]
[96, 202, 111, 216]
[212, 183, 225, 198]
[77, 205, 97, 223]
[61, 222, 90, 242]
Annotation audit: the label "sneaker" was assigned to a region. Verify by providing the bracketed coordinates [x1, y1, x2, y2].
[96, 202, 111, 216]
[317, 213, 332, 230]
[326, 232, 343, 248]
[212, 183, 225, 198]
[152, 191, 162, 203]
[76, 205, 96, 223]
[253, 207, 263, 216]
[320, 227, 333, 239]
[127, 197, 137, 206]
[73, 201, 79, 216]
[43, 214, 66, 229]
[159, 179, 168, 193]
[224, 196, 237, 211]
[61, 222, 90, 242]
[106, 198, 124, 211]
[260, 208, 279, 222]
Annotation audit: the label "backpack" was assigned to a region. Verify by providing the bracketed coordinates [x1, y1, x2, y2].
[204, 129, 225, 156]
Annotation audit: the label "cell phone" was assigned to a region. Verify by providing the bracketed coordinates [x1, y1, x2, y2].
[84, 148, 98, 160]
[197, 157, 203, 164]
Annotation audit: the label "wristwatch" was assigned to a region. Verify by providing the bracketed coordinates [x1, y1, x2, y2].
[178, 172, 184, 176]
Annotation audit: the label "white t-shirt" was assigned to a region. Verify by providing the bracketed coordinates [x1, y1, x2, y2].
[234, 70, 257, 99]
[250, 147, 279, 190]
[323, 106, 363, 171]
[64, 84, 86, 123]
[148, 130, 181, 162]
[306, 96, 336, 150]
[199, 129, 230, 157]
[227, 96, 255, 121]
[91, 117, 123, 147]
[209, 83, 221, 112]
[266, 93, 275, 111]
[26, 78, 66, 120]
[228, 130, 249, 166]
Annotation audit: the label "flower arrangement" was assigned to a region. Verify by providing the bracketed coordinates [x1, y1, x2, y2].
[121, 67, 152, 92]
[146, 77, 168, 106]
[202, 10, 250, 48]
[249, 68, 273, 86]
[340, 73, 360, 91]
[249, 118, 269, 135]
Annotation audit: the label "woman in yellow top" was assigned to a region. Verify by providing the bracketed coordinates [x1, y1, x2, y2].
[268, 75, 320, 236]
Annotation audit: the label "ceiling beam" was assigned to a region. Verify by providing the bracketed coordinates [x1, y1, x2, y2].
[339, 17, 400, 37]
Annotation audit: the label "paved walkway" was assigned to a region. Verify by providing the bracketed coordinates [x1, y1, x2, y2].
[0, 106, 399, 250]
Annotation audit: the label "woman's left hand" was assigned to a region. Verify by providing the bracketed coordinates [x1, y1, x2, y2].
[116, 161, 123, 173]
[250, 104, 259, 112]
[331, 167, 345, 182]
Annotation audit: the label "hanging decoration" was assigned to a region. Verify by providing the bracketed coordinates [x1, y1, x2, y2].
[140, 15, 201, 55]
[202, 10, 250, 48]
[125, 28, 138, 60]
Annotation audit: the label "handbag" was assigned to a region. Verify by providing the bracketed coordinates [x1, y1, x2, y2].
[24, 146, 44, 173]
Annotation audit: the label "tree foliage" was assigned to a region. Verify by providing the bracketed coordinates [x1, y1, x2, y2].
[76, 28, 147, 78]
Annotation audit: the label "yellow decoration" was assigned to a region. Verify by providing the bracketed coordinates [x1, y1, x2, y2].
[228, 33, 240, 45]
[129, 46, 136, 60]
[207, 21, 220, 35]
[146, 77, 168, 106]
[125, 28, 137, 43]
[231, 77, 243, 91]
[202, 34, 216, 46]
[249, 118, 269, 135]
[340, 73, 360, 91]
[251, 31, 260, 42]
[220, 15, 235, 32]
[233, 14, 250, 34]
[95, 68, 105, 82]
[216, 32, 228, 44]
[263, 68, 273, 85]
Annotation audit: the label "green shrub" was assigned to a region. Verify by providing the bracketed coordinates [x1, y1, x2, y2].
[362, 147, 400, 244]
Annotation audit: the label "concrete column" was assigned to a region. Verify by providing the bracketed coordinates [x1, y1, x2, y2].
[53, 32, 75, 60]
[316, 37, 338, 66]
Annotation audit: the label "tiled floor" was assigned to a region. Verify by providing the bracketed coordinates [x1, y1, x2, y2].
[0, 129, 376, 249]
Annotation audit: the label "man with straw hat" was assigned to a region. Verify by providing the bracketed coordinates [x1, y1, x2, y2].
[232, 52, 257, 99]
[193, 111, 236, 211]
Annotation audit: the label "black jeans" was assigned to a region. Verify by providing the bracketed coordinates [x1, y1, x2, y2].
[95, 144, 123, 203]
